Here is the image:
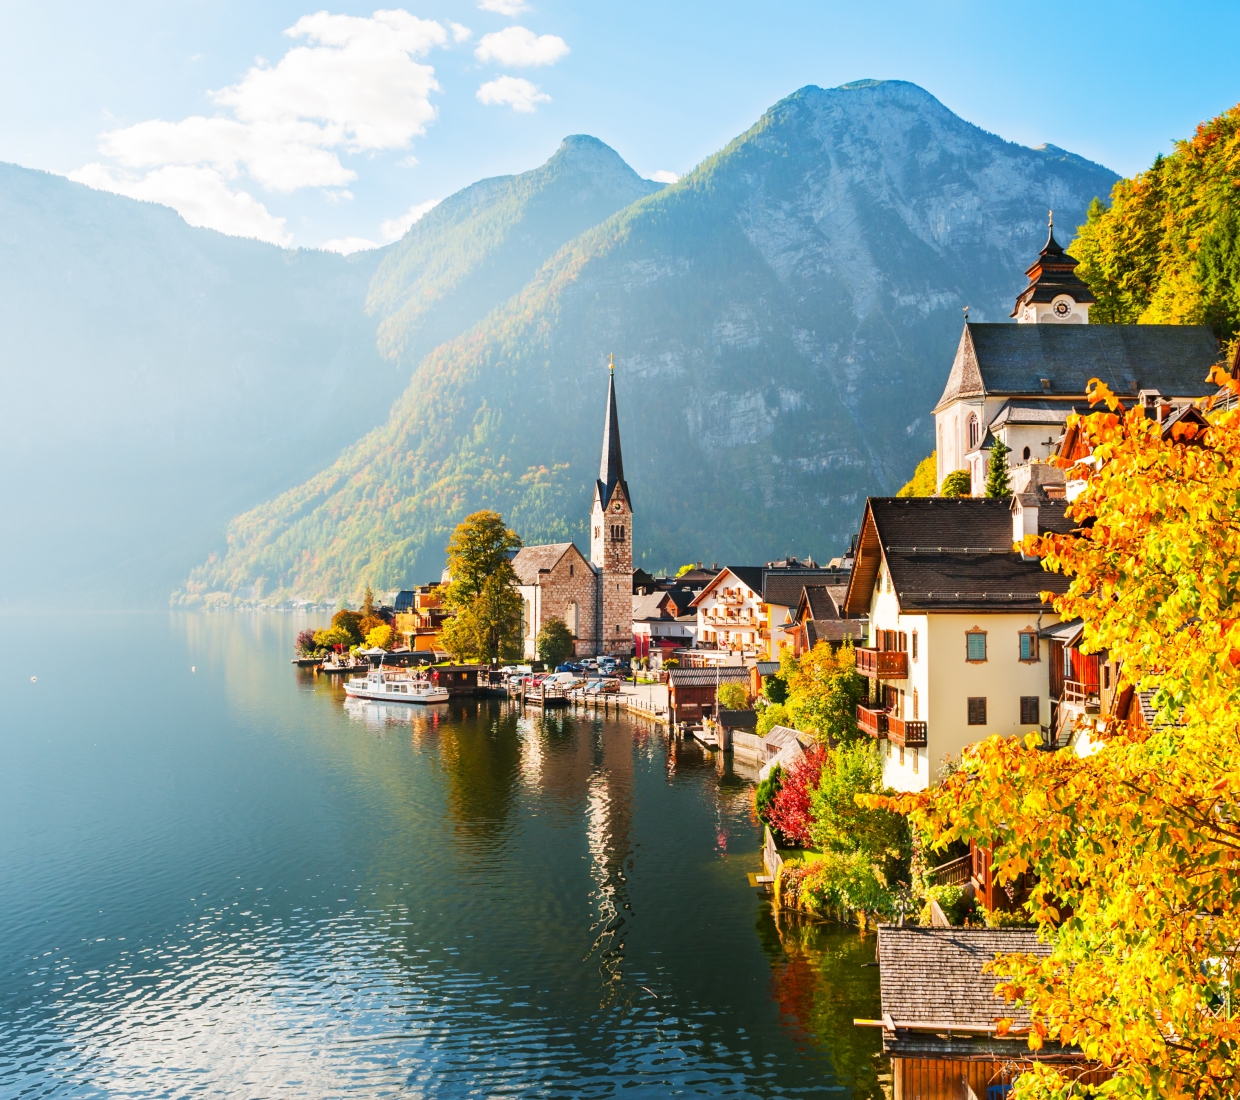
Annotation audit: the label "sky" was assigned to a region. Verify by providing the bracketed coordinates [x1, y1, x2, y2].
[2, 1, 1237, 252]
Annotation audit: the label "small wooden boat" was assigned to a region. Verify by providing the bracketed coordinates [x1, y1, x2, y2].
[344, 669, 449, 703]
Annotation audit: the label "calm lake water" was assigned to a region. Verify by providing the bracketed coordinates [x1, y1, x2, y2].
[0, 613, 884, 1098]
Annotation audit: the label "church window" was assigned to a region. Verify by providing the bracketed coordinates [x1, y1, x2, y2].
[569, 563, 574, 577]
[1022, 446, 1031, 460]
[968, 414, 980, 450]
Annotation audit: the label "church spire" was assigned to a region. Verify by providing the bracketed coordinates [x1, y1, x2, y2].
[597, 355, 630, 511]
[1010, 212, 1095, 323]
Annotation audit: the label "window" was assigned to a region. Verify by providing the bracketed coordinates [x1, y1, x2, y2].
[1022, 446, 1031, 460]
[1019, 629, 1039, 662]
[912, 748, 918, 774]
[968, 414, 980, 450]
[569, 563, 574, 577]
[886, 739, 892, 758]
[911, 630, 918, 661]
[1103, 664, 1110, 690]
[912, 688, 919, 720]
[1020, 696, 1039, 724]
[967, 697, 987, 725]
[594, 526, 600, 539]
[899, 746, 905, 765]
[897, 631, 908, 652]
[966, 629, 987, 662]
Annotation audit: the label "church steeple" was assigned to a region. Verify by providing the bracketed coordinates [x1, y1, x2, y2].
[1011, 210, 1095, 323]
[596, 355, 630, 511]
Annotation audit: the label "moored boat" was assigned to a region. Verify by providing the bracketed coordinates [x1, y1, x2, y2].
[343, 669, 450, 703]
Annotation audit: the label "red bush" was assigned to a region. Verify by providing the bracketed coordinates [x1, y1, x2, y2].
[768, 745, 827, 847]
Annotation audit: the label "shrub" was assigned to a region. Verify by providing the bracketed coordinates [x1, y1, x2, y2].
[979, 904, 1031, 927]
[536, 616, 574, 668]
[939, 469, 971, 497]
[717, 681, 749, 710]
[768, 745, 827, 847]
[754, 764, 783, 828]
[763, 674, 788, 704]
[756, 702, 790, 737]
[295, 628, 319, 655]
[919, 884, 977, 927]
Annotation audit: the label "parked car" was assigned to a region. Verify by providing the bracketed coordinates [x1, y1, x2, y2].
[556, 662, 585, 673]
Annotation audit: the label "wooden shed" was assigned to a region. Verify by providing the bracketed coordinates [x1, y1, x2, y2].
[667, 667, 751, 726]
[866, 926, 1108, 1099]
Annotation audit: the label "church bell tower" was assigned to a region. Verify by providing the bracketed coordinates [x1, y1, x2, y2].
[590, 356, 633, 655]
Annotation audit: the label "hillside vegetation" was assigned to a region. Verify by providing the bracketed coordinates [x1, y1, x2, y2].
[180, 80, 1117, 605]
[1070, 102, 1240, 345]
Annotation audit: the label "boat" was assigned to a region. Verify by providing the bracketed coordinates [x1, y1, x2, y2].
[343, 669, 450, 703]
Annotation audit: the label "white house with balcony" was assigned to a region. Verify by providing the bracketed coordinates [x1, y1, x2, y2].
[842, 496, 1074, 792]
[689, 566, 765, 661]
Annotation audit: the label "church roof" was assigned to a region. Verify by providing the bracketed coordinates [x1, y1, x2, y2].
[596, 369, 631, 510]
[934, 323, 1219, 411]
[511, 543, 590, 584]
[1011, 220, 1096, 316]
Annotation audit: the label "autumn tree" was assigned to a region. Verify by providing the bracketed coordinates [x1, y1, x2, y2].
[717, 681, 750, 710]
[443, 511, 523, 611]
[896, 451, 937, 497]
[779, 640, 866, 744]
[870, 372, 1240, 1098]
[365, 624, 394, 650]
[439, 512, 524, 663]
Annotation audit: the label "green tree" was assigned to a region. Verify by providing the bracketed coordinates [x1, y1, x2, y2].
[983, 439, 1011, 499]
[763, 674, 789, 704]
[756, 702, 791, 737]
[361, 585, 375, 617]
[939, 469, 971, 497]
[313, 625, 355, 649]
[330, 609, 364, 645]
[809, 741, 909, 881]
[896, 451, 937, 497]
[441, 573, 523, 663]
[536, 616, 574, 668]
[717, 681, 749, 710]
[443, 510, 523, 612]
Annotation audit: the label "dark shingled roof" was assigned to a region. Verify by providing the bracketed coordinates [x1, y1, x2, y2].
[762, 569, 849, 608]
[879, 926, 1045, 1031]
[799, 585, 844, 620]
[843, 498, 1072, 616]
[935, 323, 1219, 411]
[718, 709, 758, 730]
[668, 667, 751, 687]
[805, 619, 867, 647]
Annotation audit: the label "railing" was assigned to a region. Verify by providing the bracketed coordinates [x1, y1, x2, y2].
[926, 853, 972, 887]
[855, 647, 908, 679]
[856, 704, 889, 738]
[888, 716, 927, 747]
[1062, 679, 1100, 710]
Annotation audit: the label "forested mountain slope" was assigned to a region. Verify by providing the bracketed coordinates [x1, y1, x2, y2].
[183, 80, 1118, 605]
[0, 137, 654, 608]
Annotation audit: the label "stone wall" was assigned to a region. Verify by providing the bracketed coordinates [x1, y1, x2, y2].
[591, 486, 633, 655]
[521, 544, 599, 658]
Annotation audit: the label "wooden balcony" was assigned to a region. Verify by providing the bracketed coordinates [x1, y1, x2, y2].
[1061, 679, 1101, 713]
[856, 704, 888, 738]
[888, 716, 927, 747]
[926, 853, 972, 887]
[855, 647, 908, 679]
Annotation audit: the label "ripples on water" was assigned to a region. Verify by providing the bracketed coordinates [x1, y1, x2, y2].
[0, 613, 883, 1098]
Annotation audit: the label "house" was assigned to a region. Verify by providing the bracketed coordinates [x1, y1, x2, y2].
[511, 364, 634, 658]
[760, 560, 852, 659]
[690, 566, 765, 660]
[392, 585, 450, 652]
[868, 926, 1108, 1099]
[632, 590, 696, 661]
[842, 497, 1072, 792]
[786, 584, 867, 657]
[667, 666, 751, 727]
[935, 221, 1219, 496]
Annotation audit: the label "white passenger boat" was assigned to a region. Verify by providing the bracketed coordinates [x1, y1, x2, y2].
[344, 669, 450, 703]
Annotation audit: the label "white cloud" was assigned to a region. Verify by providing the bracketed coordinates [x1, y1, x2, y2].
[449, 22, 473, 42]
[74, 10, 451, 243]
[476, 76, 550, 113]
[651, 170, 679, 184]
[475, 26, 568, 67]
[478, 0, 529, 14]
[380, 198, 442, 242]
[320, 236, 378, 254]
[69, 163, 291, 245]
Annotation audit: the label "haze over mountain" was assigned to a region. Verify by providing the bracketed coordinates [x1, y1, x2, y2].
[0, 140, 657, 608]
[181, 80, 1119, 606]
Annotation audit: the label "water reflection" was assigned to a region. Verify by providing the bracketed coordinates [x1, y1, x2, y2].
[0, 612, 887, 1098]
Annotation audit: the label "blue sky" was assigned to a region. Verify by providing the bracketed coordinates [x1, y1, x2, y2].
[2, 0, 1237, 250]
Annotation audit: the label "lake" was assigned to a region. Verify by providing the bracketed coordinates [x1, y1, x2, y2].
[0, 613, 884, 1098]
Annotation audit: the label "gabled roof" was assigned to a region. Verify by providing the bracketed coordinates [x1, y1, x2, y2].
[796, 584, 844, 622]
[668, 667, 751, 686]
[934, 323, 1219, 411]
[511, 542, 591, 585]
[632, 590, 673, 621]
[689, 566, 764, 607]
[662, 588, 697, 616]
[842, 498, 1072, 616]
[879, 926, 1047, 1048]
[762, 569, 850, 608]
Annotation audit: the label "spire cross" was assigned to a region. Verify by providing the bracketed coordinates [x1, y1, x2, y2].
[1048, 209, 1054, 229]
[608, 352, 614, 373]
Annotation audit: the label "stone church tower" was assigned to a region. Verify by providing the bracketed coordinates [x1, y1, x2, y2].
[590, 359, 634, 655]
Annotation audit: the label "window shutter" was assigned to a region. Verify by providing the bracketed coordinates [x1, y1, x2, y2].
[967, 631, 987, 661]
[967, 697, 987, 725]
[1020, 696, 1039, 724]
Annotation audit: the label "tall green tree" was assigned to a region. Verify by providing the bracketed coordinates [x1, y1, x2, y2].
[896, 452, 937, 497]
[443, 511, 523, 612]
[939, 469, 971, 497]
[984, 439, 1011, 499]
[536, 616, 574, 668]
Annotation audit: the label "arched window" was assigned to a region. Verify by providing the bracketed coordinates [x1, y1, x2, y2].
[968, 413, 980, 450]
[1022, 445, 1031, 460]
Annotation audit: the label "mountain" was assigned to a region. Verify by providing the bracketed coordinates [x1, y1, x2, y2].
[0, 137, 655, 608]
[182, 80, 1120, 606]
